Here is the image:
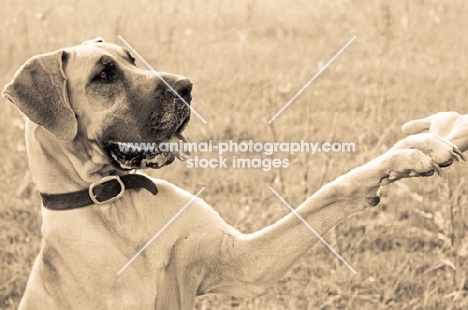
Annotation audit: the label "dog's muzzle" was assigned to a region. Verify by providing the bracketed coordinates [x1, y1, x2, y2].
[106, 78, 193, 170]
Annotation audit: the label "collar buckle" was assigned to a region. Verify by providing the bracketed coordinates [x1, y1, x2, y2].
[89, 175, 125, 205]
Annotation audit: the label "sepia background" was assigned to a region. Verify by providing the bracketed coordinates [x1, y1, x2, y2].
[2, 0, 468, 309]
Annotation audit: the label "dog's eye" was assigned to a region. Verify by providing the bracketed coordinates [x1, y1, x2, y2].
[124, 49, 137, 65]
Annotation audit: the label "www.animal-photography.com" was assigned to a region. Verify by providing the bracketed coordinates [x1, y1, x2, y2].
[2, 1, 468, 309]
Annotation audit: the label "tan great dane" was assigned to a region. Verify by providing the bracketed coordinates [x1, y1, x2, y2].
[3, 38, 467, 309]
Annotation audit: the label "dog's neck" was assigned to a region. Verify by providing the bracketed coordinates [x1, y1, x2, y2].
[26, 121, 120, 194]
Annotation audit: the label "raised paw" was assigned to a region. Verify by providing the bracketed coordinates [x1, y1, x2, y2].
[392, 132, 465, 168]
[379, 149, 440, 186]
[332, 132, 465, 204]
[379, 133, 465, 186]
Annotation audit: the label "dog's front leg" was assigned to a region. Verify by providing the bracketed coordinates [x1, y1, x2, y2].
[199, 134, 463, 297]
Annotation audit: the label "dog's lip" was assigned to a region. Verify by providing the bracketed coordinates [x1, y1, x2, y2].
[104, 141, 175, 170]
[172, 116, 191, 161]
[176, 115, 190, 135]
[103, 127, 191, 170]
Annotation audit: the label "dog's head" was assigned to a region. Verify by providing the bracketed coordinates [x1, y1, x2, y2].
[3, 38, 191, 170]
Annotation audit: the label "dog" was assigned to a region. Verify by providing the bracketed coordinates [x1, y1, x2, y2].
[3, 38, 465, 309]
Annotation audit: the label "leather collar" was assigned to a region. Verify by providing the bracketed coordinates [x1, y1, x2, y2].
[40, 174, 158, 210]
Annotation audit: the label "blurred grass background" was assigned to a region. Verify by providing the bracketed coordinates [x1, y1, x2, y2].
[2, 0, 468, 309]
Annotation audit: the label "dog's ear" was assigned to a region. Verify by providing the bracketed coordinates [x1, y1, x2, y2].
[82, 37, 105, 45]
[2, 50, 78, 141]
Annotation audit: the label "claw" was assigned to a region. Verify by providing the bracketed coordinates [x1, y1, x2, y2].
[453, 147, 466, 161]
[431, 161, 443, 177]
[452, 152, 462, 163]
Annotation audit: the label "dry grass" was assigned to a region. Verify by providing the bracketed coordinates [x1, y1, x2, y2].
[2, 0, 468, 309]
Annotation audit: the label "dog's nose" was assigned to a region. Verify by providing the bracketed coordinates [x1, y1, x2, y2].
[169, 78, 192, 102]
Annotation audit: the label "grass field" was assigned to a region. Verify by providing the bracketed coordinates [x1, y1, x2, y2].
[2, 0, 468, 309]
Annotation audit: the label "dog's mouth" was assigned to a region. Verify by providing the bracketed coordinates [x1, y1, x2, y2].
[105, 121, 191, 170]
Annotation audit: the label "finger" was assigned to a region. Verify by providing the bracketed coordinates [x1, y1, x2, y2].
[429, 134, 466, 161]
[401, 117, 432, 135]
